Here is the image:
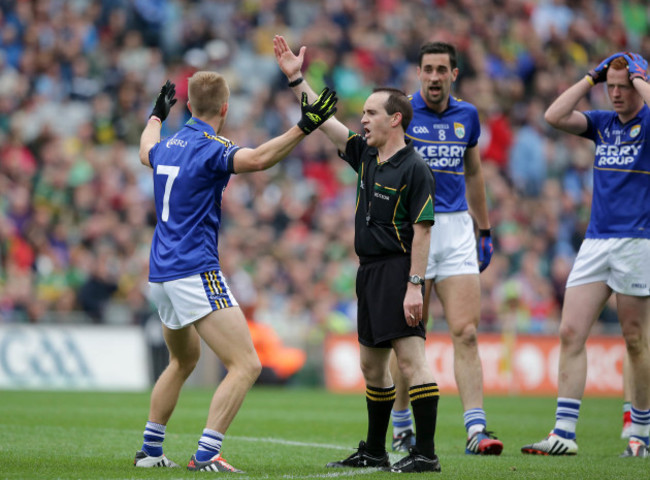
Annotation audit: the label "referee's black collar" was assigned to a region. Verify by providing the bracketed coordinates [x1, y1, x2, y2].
[371, 139, 415, 166]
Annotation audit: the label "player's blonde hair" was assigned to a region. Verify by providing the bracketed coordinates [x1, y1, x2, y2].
[188, 71, 229, 118]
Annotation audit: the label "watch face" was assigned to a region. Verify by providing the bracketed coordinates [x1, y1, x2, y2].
[409, 275, 423, 285]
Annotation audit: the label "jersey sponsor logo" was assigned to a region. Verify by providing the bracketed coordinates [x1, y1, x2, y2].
[454, 122, 465, 139]
[414, 145, 465, 169]
[412, 125, 430, 134]
[426, 157, 463, 168]
[166, 136, 188, 149]
[374, 191, 390, 201]
[630, 125, 641, 138]
[595, 144, 639, 166]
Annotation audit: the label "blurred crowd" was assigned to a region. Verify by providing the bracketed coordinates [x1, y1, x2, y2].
[1, 0, 645, 345]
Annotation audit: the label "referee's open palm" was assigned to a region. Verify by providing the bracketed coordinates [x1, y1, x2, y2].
[274, 35, 304, 80]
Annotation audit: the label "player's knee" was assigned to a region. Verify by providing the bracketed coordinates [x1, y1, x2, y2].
[452, 322, 478, 347]
[233, 351, 262, 385]
[558, 323, 587, 348]
[623, 331, 648, 357]
[171, 353, 199, 379]
[249, 355, 263, 381]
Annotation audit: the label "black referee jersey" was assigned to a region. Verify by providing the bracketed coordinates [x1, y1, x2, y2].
[339, 133, 435, 262]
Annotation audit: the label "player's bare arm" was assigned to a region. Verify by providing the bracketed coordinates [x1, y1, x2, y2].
[233, 87, 337, 173]
[543, 80, 591, 135]
[463, 146, 490, 230]
[273, 35, 349, 152]
[232, 126, 305, 173]
[139, 118, 162, 168]
[631, 76, 650, 103]
[545, 54, 628, 135]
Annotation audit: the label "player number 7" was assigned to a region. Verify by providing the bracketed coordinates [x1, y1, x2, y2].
[156, 165, 180, 222]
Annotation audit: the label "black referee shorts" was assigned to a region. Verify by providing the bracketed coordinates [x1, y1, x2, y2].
[356, 255, 426, 348]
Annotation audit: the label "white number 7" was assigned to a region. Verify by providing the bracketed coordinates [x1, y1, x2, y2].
[156, 165, 180, 222]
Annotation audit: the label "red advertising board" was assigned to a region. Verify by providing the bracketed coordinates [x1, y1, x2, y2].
[324, 333, 626, 396]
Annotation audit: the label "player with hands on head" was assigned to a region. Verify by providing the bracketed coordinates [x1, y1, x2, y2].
[521, 52, 650, 458]
[134, 73, 336, 472]
[274, 35, 441, 473]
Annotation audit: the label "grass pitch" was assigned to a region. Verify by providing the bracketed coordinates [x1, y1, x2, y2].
[0, 387, 644, 479]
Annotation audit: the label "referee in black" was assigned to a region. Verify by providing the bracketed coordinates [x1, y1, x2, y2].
[274, 35, 441, 474]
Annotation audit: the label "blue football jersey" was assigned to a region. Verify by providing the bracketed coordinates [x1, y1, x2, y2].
[148, 117, 240, 282]
[581, 105, 650, 239]
[405, 91, 480, 212]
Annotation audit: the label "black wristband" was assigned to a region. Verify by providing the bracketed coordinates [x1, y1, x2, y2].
[288, 77, 304, 87]
[479, 228, 491, 237]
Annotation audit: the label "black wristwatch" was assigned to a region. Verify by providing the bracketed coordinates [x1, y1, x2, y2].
[408, 275, 424, 286]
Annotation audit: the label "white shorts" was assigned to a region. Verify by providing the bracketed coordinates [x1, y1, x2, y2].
[425, 211, 479, 282]
[148, 270, 239, 330]
[566, 238, 650, 296]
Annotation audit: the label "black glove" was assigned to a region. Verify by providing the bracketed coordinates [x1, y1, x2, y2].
[150, 80, 177, 121]
[297, 87, 338, 135]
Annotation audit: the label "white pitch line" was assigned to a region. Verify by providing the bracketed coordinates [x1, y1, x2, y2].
[230, 436, 351, 451]
[228, 435, 403, 479]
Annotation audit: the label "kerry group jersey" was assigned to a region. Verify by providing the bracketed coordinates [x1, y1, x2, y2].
[405, 91, 480, 213]
[581, 105, 650, 239]
[147, 117, 240, 282]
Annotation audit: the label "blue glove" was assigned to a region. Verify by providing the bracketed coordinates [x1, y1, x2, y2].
[478, 229, 493, 273]
[623, 52, 649, 81]
[587, 52, 625, 84]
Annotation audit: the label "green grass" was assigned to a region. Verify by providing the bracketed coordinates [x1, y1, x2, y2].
[0, 388, 644, 479]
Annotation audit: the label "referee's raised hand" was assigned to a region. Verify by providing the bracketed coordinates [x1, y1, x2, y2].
[150, 80, 177, 122]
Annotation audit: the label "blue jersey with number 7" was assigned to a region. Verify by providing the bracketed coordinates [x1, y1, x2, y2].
[148, 117, 240, 282]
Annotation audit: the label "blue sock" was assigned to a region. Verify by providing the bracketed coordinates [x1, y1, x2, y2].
[630, 406, 650, 445]
[142, 421, 166, 457]
[195, 428, 224, 462]
[552, 397, 581, 439]
[391, 408, 413, 436]
[464, 408, 487, 436]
